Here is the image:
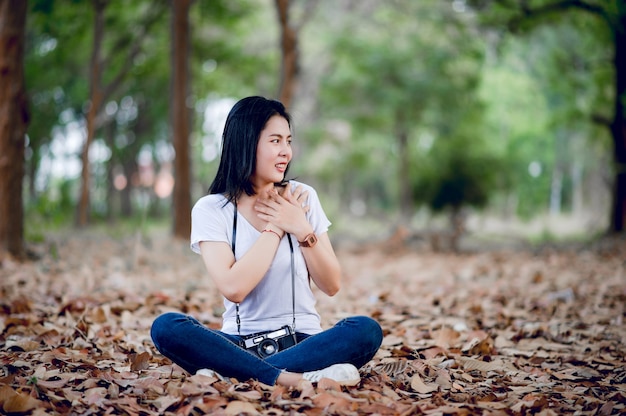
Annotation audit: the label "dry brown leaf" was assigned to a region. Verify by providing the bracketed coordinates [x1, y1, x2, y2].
[82, 387, 108, 406]
[432, 327, 460, 349]
[224, 400, 260, 415]
[129, 351, 150, 371]
[458, 357, 506, 372]
[422, 346, 446, 359]
[410, 373, 439, 394]
[434, 368, 452, 390]
[461, 330, 495, 355]
[312, 390, 353, 410]
[3, 391, 40, 414]
[317, 377, 342, 391]
[269, 384, 287, 401]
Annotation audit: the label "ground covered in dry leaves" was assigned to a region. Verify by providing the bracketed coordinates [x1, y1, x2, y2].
[1, 229, 625, 415]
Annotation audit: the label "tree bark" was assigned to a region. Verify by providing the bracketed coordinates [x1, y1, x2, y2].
[609, 11, 626, 232]
[0, 0, 29, 260]
[397, 125, 412, 221]
[171, 0, 192, 239]
[275, 0, 299, 109]
[77, 0, 106, 227]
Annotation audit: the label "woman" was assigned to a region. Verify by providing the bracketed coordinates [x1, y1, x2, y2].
[151, 96, 382, 387]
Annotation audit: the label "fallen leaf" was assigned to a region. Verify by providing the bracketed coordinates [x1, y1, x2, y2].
[130, 351, 150, 371]
[224, 400, 260, 415]
[410, 373, 439, 394]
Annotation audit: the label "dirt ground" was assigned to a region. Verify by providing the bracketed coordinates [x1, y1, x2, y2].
[1, 229, 625, 415]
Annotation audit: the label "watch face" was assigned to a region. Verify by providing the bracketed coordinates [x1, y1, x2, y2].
[301, 233, 318, 247]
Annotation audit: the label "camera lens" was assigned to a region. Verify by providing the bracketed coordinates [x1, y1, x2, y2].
[257, 339, 279, 358]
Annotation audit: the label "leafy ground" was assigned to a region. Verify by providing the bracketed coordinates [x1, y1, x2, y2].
[1, 229, 625, 415]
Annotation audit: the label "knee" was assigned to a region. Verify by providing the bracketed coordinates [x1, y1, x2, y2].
[361, 316, 384, 348]
[345, 315, 384, 349]
[151, 312, 185, 349]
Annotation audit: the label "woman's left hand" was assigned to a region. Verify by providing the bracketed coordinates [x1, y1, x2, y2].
[255, 183, 312, 237]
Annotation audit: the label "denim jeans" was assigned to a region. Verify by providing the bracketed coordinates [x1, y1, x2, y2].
[150, 312, 383, 385]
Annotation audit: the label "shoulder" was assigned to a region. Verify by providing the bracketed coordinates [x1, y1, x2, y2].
[192, 194, 231, 216]
[288, 180, 317, 195]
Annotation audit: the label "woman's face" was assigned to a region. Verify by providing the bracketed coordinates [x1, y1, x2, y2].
[251, 115, 292, 188]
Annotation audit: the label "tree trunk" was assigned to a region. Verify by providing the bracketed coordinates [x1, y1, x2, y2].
[103, 120, 115, 221]
[397, 126, 412, 221]
[0, 0, 28, 260]
[171, 0, 192, 239]
[77, 0, 106, 227]
[120, 159, 135, 217]
[609, 11, 626, 233]
[275, 0, 298, 109]
[571, 162, 583, 215]
[549, 166, 562, 216]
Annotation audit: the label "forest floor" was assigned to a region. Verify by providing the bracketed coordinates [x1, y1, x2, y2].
[0, 227, 625, 415]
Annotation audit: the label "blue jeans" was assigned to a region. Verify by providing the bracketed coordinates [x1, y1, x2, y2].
[150, 312, 383, 385]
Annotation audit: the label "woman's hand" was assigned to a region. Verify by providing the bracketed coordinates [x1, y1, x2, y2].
[254, 183, 312, 239]
[280, 182, 310, 213]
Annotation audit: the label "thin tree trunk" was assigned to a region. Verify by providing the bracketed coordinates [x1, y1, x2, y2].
[550, 166, 562, 216]
[0, 0, 29, 260]
[609, 12, 626, 233]
[121, 159, 135, 217]
[104, 120, 115, 221]
[275, 0, 298, 109]
[571, 162, 583, 215]
[397, 126, 412, 221]
[171, 0, 192, 239]
[77, 0, 106, 227]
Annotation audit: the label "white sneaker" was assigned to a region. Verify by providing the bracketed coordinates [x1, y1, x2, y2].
[302, 363, 360, 386]
[195, 368, 227, 381]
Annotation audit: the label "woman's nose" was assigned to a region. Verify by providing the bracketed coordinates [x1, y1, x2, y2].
[279, 142, 291, 156]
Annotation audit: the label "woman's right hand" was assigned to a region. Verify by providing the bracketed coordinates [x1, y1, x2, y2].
[254, 184, 313, 240]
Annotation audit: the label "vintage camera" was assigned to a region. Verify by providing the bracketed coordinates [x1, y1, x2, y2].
[240, 325, 297, 358]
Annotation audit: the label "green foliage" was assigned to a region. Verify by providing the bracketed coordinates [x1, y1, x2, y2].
[315, 1, 490, 216]
[20, 0, 616, 235]
[413, 138, 501, 213]
[25, 178, 77, 243]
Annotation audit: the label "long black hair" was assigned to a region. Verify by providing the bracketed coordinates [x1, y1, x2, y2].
[208, 96, 292, 203]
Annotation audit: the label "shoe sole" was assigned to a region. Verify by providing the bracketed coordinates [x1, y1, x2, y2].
[338, 378, 360, 386]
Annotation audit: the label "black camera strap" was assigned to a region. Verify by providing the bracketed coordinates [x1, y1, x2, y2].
[232, 202, 296, 336]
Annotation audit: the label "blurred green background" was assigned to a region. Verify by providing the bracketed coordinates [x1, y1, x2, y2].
[19, 0, 624, 248]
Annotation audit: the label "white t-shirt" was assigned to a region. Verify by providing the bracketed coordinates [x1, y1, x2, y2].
[190, 180, 330, 335]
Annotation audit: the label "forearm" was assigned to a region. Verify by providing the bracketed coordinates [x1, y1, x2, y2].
[300, 234, 341, 296]
[201, 231, 281, 303]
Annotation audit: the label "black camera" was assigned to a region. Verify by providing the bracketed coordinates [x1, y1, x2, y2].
[240, 325, 297, 358]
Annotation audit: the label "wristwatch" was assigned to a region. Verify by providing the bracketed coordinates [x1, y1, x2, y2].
[298, 233, 318, 248]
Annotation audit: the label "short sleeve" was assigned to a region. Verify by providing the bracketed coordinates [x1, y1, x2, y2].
[190, 194, 233, 254]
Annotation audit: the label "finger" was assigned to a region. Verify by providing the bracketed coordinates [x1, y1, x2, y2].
[282, 184, 298, 204]
[296, 189, 309, 202]
[255, 196, 279, 212]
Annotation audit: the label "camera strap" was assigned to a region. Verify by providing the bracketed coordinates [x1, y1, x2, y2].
[232, 202, 297, 336]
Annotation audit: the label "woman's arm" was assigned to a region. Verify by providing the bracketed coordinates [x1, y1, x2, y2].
[199, 225, 283, 303]
[295, 231, 341, 296]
